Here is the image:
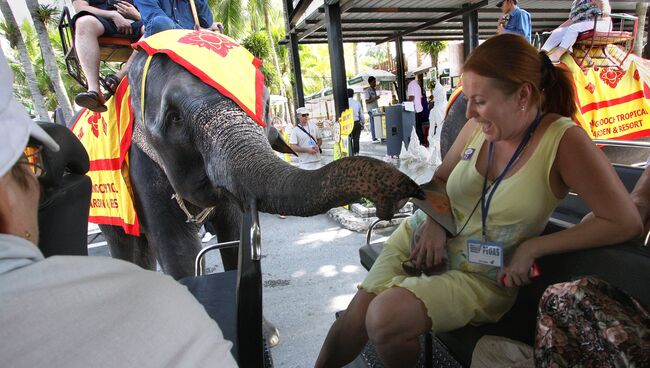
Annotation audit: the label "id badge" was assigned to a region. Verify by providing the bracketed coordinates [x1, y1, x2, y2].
[467, 239, 504, 267]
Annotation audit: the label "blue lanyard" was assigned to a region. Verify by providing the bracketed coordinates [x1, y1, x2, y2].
[481, 111, 542, 241]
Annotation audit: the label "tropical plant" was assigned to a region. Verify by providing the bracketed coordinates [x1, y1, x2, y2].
[416, 40, 447, 74]
[26, 0, 73, 121]
[0, 0, 49, 121]
[242, 31, 278, 89]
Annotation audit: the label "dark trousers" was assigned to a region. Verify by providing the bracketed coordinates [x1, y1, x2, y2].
[351, 121, 362, 154]
[415, 111, 427, 146]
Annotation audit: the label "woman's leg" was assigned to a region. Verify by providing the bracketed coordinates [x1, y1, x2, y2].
[315, 289, 376, 368]
[366, 287, 432, 368]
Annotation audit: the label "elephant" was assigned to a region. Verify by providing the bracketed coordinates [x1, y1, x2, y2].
[96, 50, 424, 282]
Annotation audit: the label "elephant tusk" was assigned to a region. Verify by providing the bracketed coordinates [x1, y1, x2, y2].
[171, 193, 215, 224]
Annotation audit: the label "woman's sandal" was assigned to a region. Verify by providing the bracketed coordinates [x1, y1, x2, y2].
[74, 90, 108, 113]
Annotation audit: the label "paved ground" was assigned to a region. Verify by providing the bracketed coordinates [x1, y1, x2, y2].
[87, 129, 426, 367]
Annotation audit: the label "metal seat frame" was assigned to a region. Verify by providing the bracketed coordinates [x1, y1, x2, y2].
[58, 6, 134, 98]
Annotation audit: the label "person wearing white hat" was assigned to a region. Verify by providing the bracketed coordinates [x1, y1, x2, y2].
[290, 106, 323, 169]
[0, 57, 238, 367]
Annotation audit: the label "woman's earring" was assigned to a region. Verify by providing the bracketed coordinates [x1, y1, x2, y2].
[24, 231, 32, 239]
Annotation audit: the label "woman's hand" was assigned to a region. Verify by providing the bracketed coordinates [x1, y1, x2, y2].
[499, 240, 536, 288]
[115, 1, 140, 21]
[410, 217, 447, 270]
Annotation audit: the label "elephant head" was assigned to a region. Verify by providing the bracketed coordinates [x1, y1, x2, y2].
[128, 53, 423, 220]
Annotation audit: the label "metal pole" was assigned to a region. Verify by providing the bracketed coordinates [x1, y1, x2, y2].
[395, 36, 406, 102]
[289, 33, 305, 107]
[325, 1, 348, 119]
[462, 3, 479, 59]
[282, 0, 305, 109]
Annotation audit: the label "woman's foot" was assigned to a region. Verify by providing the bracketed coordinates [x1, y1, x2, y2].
[74, 91, 107, 113]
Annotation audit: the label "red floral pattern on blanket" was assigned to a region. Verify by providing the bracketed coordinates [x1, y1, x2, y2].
[87, 112, 107, 138]
[178, 31, 238, 57]
[585, 82, 595, 94]
[599, 68, 626, 88]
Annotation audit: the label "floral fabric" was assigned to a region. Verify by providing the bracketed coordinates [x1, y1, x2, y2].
[535, 276, 650, 367]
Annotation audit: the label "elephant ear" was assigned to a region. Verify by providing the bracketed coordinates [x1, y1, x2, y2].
[267, 126, 297, 156]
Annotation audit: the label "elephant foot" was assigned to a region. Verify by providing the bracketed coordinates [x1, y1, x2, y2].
[263, 317, 280, 348]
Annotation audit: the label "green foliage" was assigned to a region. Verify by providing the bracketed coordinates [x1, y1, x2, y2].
[36, 4, 60, 26]
[0, 20, 20, 48]
[6, 19, 85, 112]
[213, 0, 244, 38]
[242, 31, 271, 59]
[416, 41, 447, 67]
[242, 31, 278, 89]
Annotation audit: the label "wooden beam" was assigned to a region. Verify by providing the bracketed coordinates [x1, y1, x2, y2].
[377, 0, 489, 44]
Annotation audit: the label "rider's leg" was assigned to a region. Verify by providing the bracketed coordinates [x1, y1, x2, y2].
[315, 289, 376, 368]
[366, 287, 432, 368]
[74, 15, 105, 95]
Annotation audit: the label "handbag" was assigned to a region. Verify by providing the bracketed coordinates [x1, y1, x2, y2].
[297, 125, 322, 154]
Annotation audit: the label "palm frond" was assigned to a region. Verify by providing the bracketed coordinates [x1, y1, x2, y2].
[213, 0, 244, 38]
[36, 4, 60, 26]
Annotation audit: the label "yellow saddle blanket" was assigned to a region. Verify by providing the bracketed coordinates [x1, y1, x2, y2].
[71, 78, 139, 235]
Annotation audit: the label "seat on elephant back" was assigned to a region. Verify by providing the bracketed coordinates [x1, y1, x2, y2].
[179, 205, 273, 367]
[571, 13, 638, 72]
[58, 6, 134, 98]
[35, 122, 92, 257]
[355, 163, 650, 368]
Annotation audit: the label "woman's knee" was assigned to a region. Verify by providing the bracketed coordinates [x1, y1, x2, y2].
[74, 15, 104, 37]
[366, 288, 430, 344]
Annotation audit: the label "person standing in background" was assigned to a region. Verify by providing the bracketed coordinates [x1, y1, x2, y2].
[289, 107, 322, 170]
[348, 88, 364, 155]
[496, 0, 532, 43]
[364, 76, 380, 142]
[407, 74, 425, 145]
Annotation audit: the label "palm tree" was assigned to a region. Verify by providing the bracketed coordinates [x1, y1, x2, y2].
[416, 41, 447, 76]
[26, 0, 73, 121]
[0, 0, 49, 121]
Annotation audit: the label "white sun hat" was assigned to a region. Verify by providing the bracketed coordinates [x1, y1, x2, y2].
[295, 107, 310, 115]
[0, 57, 59, 178]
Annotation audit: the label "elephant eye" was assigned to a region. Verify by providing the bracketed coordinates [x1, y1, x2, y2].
[165, 110, 183, 125]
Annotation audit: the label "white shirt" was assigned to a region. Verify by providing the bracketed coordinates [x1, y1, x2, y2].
[348, 97, 363, 122]
[364, 87, 379, 112]
[290, 121, 322, 167]
[407, 79, 423, 113]
[0, 234, 238, 368]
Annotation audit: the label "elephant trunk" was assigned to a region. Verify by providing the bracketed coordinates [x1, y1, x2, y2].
[201, 104, 423, 220]
[236, 155, 423, 220]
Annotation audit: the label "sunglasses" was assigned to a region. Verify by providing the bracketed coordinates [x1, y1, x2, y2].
[20, 145, 45, 178]
[301, 114, 309, 117]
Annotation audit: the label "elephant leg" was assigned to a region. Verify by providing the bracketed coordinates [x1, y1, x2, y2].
[206, 196, 241, 271]
[130, 145, 201, 279]
[100, 224, 156, 270]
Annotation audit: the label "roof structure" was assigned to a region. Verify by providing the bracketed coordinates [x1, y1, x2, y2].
[286, 0, 642, 44]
